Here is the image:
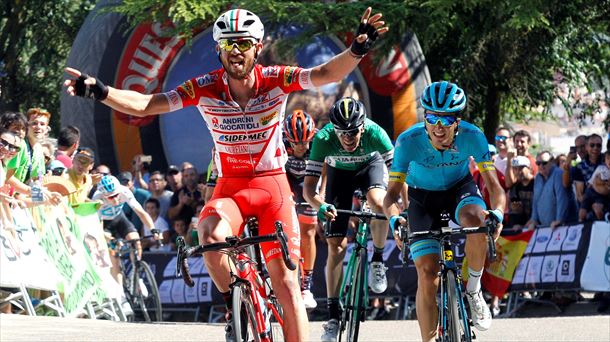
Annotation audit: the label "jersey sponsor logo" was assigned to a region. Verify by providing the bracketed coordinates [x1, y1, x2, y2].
[177, 80, 195, 99]
[478, 161, 496, 172]
[196, 74, 218, 87]
[222, 145, 250, 153]
[299, 69, 311, 87]
[389, 171, 406, 183]
[262, 66, 280, 78]
[218, 131, 268, 143]
[167, 90, 181, 109]
[215, 116, 261, 130]
[260, 111, 278, 125]
[284, 66, 297, 86]
[211, 117, 219, 128]
[250, 93, 270, 106]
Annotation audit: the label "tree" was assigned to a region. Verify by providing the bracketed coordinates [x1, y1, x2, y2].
[106, 0, 610, 138]
[0, 0, 95, 133]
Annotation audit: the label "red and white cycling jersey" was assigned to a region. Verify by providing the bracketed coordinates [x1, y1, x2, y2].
[164, 65, 314, 177]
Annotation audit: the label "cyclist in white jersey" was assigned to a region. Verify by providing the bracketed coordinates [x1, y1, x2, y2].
[64, 8, 388, 341]
[92, 175, 157, 283]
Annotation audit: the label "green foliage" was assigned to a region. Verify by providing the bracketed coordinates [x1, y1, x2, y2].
[0, 0, 95, 134]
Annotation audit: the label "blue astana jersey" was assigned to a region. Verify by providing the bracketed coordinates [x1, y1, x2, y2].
[389, 121, 495, 191]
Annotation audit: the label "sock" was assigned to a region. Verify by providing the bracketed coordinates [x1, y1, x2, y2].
[221, 291, 232, 311]
[466, 267, 483, 293]
[371, 246, 384, 262]
[302, 269, 313, 291]
[327, 297, 341, 321]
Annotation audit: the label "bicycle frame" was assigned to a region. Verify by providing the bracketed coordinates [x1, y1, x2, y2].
[177, 221, 296, 342]
[437, 231, 473, 341]
[339, 214, 370, 314]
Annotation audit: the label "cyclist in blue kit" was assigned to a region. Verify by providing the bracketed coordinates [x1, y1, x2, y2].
[383, 81, 506, 342]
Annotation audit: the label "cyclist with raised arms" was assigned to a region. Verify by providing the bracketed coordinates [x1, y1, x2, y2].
[383, 81, 506, 342]
[64, 7, 387, 341]
[283, 110, 319, 309]
[92, 175, 157, 283]
[303, 97, 394, 341]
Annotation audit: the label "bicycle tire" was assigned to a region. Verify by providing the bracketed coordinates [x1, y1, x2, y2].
[338, 252, 356, 341]
[346, 247, 366, 342]
[232, 283, 260, 342]
[445, 270, 463, 342]
[137, 261, 163, 322]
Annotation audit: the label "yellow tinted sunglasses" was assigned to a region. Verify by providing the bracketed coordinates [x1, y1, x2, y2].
[218, 39, 256, 52]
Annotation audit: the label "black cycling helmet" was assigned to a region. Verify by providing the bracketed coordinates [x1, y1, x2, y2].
[329, 97, 366, 130]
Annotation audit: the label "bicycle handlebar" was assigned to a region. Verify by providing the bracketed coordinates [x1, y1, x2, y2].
[334, 208, 387, 220]
[176, 221, 296, 288]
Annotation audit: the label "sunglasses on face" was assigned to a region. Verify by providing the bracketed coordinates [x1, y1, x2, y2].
[0, 138, 21, 153]
[106, 193, 120, 200]
[536, 160, 549, 166]
[335, 128, 360, 138]
[424, 113, 457, 127]
[589, 143, 602, 148]
[218, 39, 256, 52]
[495, 135, 509, 142]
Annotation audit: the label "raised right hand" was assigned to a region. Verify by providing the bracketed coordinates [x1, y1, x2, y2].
[63, 67, 109, 100]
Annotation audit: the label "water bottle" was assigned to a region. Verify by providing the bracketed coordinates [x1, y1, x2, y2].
[31, 175, 44, 203]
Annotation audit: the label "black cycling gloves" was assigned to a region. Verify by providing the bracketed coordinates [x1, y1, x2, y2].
[350, 21, 380, 57]
[75, 73, 109, 101]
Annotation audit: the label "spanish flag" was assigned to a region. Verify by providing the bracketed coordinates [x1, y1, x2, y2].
[462, 230, 534, 297]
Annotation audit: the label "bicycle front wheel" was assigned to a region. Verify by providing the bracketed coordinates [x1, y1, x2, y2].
[136, 261, 163, 322]
[445, 270, 467, 342]
[346, 247, 367, 342]
[232, 284, 260, 342]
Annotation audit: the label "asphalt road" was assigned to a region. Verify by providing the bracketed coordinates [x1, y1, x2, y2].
[1, 314, 609, 341]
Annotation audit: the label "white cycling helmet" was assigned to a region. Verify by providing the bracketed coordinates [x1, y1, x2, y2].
[213, 9, 264, 42]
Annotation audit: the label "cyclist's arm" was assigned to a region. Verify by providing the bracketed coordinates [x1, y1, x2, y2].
[309, 7, 387, 87]
[102, 90, 169, 117]
[383, 179, 404, 218]
[303, 175, 324, 211]
[132, 204, 155, 232]
[309, 50, 364, 87]
[480, 167, 507, 217]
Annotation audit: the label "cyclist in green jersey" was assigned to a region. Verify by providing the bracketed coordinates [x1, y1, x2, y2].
[303, 97, 394, 341]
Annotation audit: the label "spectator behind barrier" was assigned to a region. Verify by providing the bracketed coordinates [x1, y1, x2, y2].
[493, 127, 512, 176]
[118, 171, 151, 233]
[55, 126, 80, 169]
[165, 164, 181, 193]
[507, 156, 534, 229]
[579, 150, 610, 221]
[167, 165, 201, 223]
[505, 129, 538, 188]
[571, 134, 604, 206]
[64, 147, 95, 205]
[147, 171, 173, 221]
[143, 197, 170, 251]
[526, 151, 572, 230]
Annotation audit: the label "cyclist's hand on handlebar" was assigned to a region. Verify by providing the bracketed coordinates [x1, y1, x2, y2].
[317, 203, 336, 221]
[484, 209, 503, 241]
[151, 228, 162, 240]
[389, 215, 407, 250]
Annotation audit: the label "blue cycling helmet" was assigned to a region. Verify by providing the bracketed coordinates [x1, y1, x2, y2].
[420, 81, 467, 113]
[98, 175, 119, 194]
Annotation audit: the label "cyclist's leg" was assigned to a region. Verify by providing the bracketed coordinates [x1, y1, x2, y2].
[453, 179, 488, 281]
[408, 187, 443, 342]
[453, 176, 492, 330]
[254, 174, 308, 342]
[299, 218, 317, 289]
[322, 166, 353, 326]
[115, 212, 141, 259]
[198, 195, 242, 293]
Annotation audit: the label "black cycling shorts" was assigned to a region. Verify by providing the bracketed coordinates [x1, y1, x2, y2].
[103, 211, 138, 239]
[324, 152, 388, 238]
[407, 173, 486, 244]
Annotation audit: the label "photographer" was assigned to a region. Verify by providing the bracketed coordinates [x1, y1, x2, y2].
[167, 165, 202, 223]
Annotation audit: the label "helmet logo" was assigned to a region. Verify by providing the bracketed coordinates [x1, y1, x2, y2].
[342, 99, 350, 120]
[229, 10, 239, 31]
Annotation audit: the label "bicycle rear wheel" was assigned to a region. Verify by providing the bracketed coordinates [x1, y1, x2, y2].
[136, 261, 163, 321]
[445, 270, 467, 342]
[346, 247, 366, 342]
[232, 284, 260, 342]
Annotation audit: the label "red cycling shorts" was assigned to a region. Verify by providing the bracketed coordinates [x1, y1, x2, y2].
[200, 173, 301, 263]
